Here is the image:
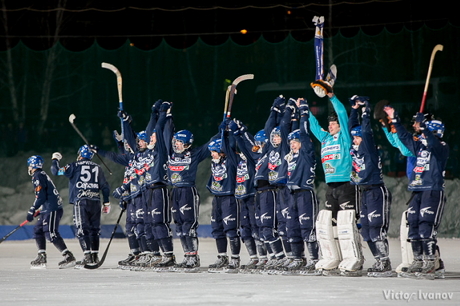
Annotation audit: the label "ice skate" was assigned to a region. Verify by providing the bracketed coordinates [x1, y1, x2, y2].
[398, 258, 423, 278]
[367, 258, 396, 278]
[262, 257, 286, 275]
[239, 257, 259, 274]
[282, 258, 305, 275]
[414, 259, 436, 280]
[74, 253, 92, 269]
[117, 254, 139, 269]
[253, 257, 268, 274]
[208, 255, 228, 273]
[130, 252, 153, 271]
[30, 252, 47, 269]
[339, 258, 363, 277]
[184, 254, 201, 273]
[90, 253, 99, 266]
[434, 257, 445, 279]
[142, 254, 162, 271]
[299, 259, 321, 276]
[224, 256, 240, 274]
[58, 251, 76, 269]
[153, 254, 176, 272]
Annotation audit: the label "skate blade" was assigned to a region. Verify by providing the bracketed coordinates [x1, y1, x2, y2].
[281, 270, 301, 276]
[224, 268, 239, 274]
[30, 264, 46, 270]
[367, 271, 397, 278]
[340, 270, 362, 277]
[298, 269, 322, 276]
[59, 262, 76, 269]
[239, 268, 258, 274]
[184, 267, 201, 273]
[260, 269, 280, 275]
[414, 272, 436, 280]
[321, 269, 341, 276]
[207, 268, 226, 273]
[153, 267, 175, 273]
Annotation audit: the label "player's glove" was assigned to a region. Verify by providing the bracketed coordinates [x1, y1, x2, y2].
[113, 185, 128, 199]
[299, 99, 310, 117]
[119, 201, 127, 210]
[52, 152, 62, 161]
[102, 202, 111, 214]
[152, 99, 163, 113]
[89, 144, 99, 153]
[415, 112, 427, 129]
[26, 206, 36, 222]
[310, 79, 333, 98]
[160, 101, 172, 112]
[113, 130, 123, 143]
[229, 119, 247, 136]
[117, 110, 131, 122]
[219, 118, 231, 131]
[271, 95, 286, 113]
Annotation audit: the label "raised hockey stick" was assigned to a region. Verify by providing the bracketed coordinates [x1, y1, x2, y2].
[419, 44, 443, 113]
[101, 62, 125, 136]
[69, 114, 112, 175]
[224, 74, 254, 119]
[83, 208, 125, 269]
[0, 210, 40, 244]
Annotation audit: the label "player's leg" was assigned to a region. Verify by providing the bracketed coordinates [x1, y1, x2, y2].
[30, 215, 47, 269]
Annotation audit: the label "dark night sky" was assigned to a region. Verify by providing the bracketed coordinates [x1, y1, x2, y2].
[0, 1, 456, 51]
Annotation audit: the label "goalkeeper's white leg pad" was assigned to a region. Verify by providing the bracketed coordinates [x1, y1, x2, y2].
[315, 210, 342, 270]
[337, 210, 364, 272]
[396, 210, 414, 273]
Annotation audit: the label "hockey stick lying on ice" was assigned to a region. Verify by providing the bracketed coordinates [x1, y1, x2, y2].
[84, 208, 125, 269]
[420, 44, 443, 113]
[0, 211, 40, 244]
[68, 114, 112, 175]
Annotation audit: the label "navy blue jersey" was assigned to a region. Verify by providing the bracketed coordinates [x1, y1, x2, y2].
[348, 106, 384, 185]
[164, 115, 216, 188]
[30, 169, 63, 213]
[253, 108, 278, 185]
[206, 131, 238, 196]
[51, 159, 110, 204]
[267, 104, 292, 185]
[394, 119, 449, 191]
[286, 111, 316, 190]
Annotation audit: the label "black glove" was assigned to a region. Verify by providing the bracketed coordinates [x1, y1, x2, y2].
[299, 99, 310, 117]
[26, 206, 36, 222]
[117, 110, 131, 122]
[152, 99, 163, 113]
[271, 96, 286, 113]
[119, 201, 127, 210]
[160, 101, 172, 112]
[113, 185, 127, 199]
[415, 112, 426, 129]
[89, 144, 99, 153]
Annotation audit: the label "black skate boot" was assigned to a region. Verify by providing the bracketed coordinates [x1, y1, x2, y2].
[240, 257, 259, 274]
[299, 259, 321, 276]
[254, 257, 268, 272]
[118, 254, 139, 269]
[30, 252, 47, 269]
[208, 255, 228, 273]
[282, 258, 304, 275]
[399, 257, 424, 278]
[369, 258, 396, 277]
[414, 258, 436, 280]
[58, 251, 76, 269]
[153, 254, 176, 272]
[184, 254, 201, 273]
[225, 256, 240, 274]
[75, 253, 92, 269]
[90, 253, 99, 266]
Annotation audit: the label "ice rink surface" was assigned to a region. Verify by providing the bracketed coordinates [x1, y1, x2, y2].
[1, 238, 459, 306]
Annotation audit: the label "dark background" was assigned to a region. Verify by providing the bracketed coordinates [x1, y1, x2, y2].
[1, 1, 456, 51]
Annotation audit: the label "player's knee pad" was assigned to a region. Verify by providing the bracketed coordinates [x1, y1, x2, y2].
[337, 210, 363, 272]
[315, 209, 342, 270]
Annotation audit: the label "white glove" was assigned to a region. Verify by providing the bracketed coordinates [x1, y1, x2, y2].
[102, 202, 111, 214]
[313, 86, 326, 98]
[52, 152, 62, 161]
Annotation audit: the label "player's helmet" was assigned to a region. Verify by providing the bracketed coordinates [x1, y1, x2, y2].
[208, 139, 222, 152]
[426, 120, 445, 138]
[288, 129, 300, 142]
[351, 125, 362, 137]
[27, 155, 44, 176]
[172, 130, 194, 153]
[270, 126, 281, 148]
[137, 130, 148, 142]
[254, 130, 267, 147]
[78, 144, 94, 160]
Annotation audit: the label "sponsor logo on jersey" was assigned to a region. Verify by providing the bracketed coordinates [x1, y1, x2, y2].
[324, 163, 336, 174]
[339, 201, 351, 210]
[211, 181, 223, 192]
[281, 207, 289, 219]
[135, 209, 144, 219]
[260, 212, 271, 222]
[76, 182, 99, 189]
[299, 213, 310, 225]
[268, 171, 278, 182]
[321, 153, 341, 163]
[236, 174, 249, 183]
[235, 184, 247, 196]
[170, 173, 182, 184]
[151, 208, 161, 215]
[168, 165, 188, 171]
[321, 144, 340, 155]
[77, 190, 100, 199]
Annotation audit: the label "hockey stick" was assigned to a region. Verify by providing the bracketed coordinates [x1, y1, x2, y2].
[0, 210, 40, 244]
[225, 74, 254, 119]
[101, 62, 124, 136]
[419, 44, 443, 113]
[69, 114, 112, 175]
[83, 208, 125, 269]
